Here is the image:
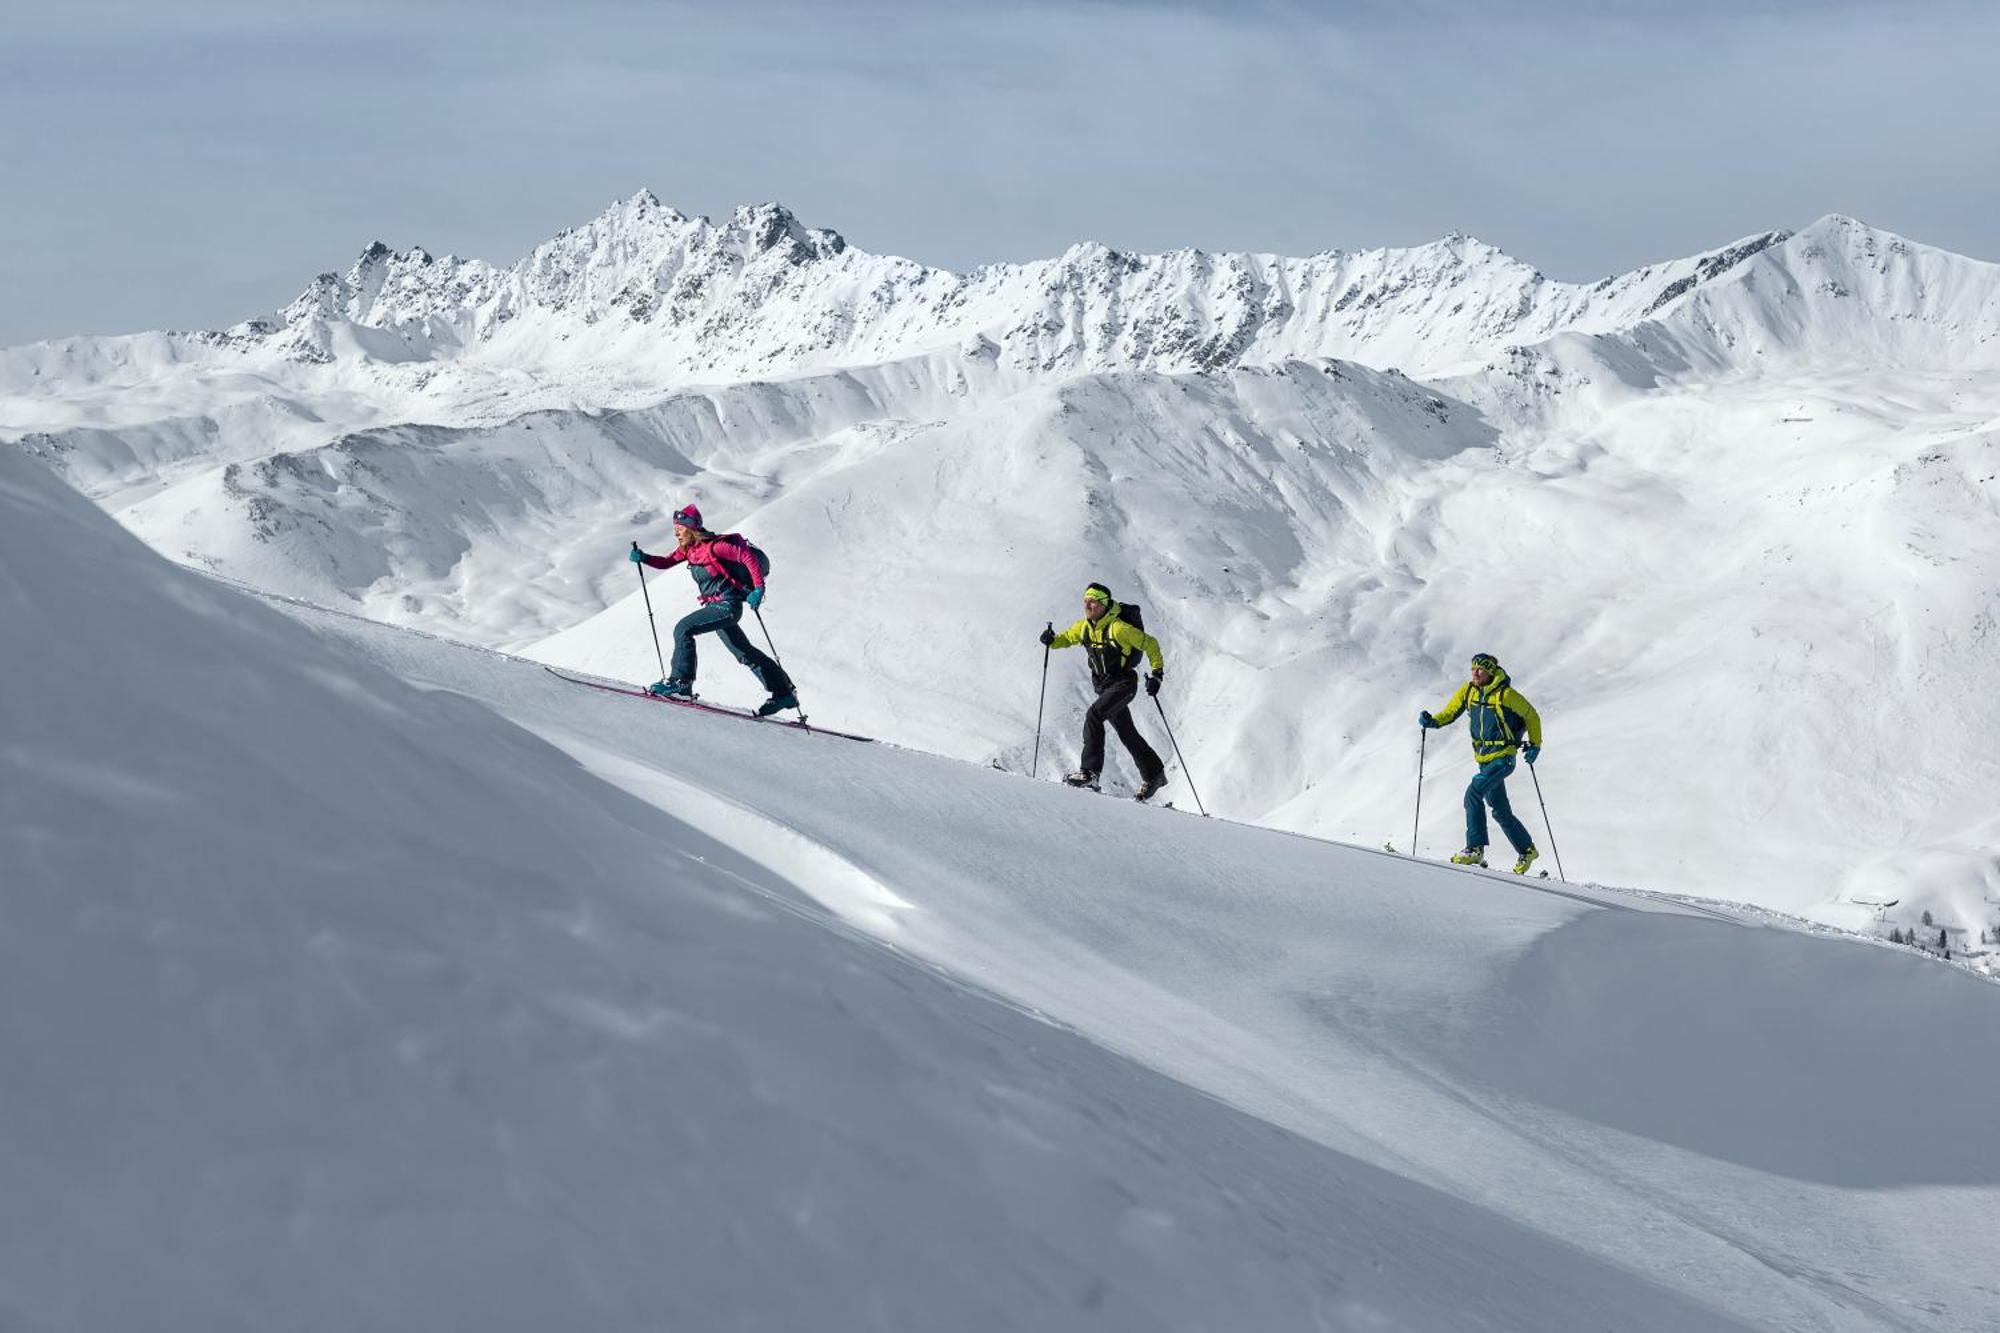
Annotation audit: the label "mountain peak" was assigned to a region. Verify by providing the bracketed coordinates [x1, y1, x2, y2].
[235, 193, 2000, 384]
[725, 200, 846, 260]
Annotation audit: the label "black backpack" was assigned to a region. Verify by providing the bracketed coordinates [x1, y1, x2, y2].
[714, 532, 772, 586]
[1087, 600, 1147, 676]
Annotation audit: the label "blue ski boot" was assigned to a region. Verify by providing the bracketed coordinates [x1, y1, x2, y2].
[755, 690, 799, 717]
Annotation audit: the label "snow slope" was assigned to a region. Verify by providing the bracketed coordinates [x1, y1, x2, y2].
[5, 201, 1999, 947]
[6, 443, 1998, 1330]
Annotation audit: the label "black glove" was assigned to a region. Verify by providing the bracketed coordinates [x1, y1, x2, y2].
[1146, 670, 1162, 697]
[1419, 710, 1439, 729]
[1038, 625, 1055, 647]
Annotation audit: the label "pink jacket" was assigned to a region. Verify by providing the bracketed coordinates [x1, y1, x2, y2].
[640, 535, 766, 604]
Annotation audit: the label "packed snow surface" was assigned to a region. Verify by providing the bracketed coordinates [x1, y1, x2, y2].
[5, 197, 1999, 948]
[6, 420, 1999, 1330]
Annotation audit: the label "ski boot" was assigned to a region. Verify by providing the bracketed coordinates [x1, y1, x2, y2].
[1063, 771, 1101, 792]
[648, 678, 695, 700]
[756, 690, 799, 717]
[1132, 772, 1167, 802]
[1449, 846, 1487, 867]
[1510, 847, 1539, 876]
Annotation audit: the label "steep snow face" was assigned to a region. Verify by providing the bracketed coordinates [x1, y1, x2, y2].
[1596, 215, 2000, 377]
[8, 441, 1998, 1330]
[5, 413, 1741, 1333]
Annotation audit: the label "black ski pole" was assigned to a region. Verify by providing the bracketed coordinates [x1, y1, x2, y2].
[1526, 760, 1567, 883]
[1031, 623, 1052, 778]
[1152, 697, 1207, 817]
[1412, 727, 1427, 857]
[751, 606, 806, 725]
[632, 542, 668, 685]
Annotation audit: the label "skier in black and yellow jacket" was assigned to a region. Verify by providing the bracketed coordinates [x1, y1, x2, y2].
[1040, 582, 1167, 800]
[1421, 652, 1544, 873]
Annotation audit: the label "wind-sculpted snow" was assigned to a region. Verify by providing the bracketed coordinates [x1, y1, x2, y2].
[8, 444, 1998, 1330]
[0, 434, 1748, 1332]
[0, 418, 1747, 1333]
[5, 199, 2000, 947]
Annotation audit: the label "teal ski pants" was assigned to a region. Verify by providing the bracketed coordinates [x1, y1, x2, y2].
[1465, 754, 1535, 855]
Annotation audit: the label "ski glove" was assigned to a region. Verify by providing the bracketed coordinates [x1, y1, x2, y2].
[1419, 710, 1439, 729]
[1038, 626, 1056, 647]
[745, 586, 764, 609]
[1523, 743, 1540, 765]
[629, 547, 648, 564]
[1146, 670, 1162, 697]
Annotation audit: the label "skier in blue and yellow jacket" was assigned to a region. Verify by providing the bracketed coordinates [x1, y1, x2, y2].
[1040, 582, 1168, 800]
[1420, 652, 1544, 873]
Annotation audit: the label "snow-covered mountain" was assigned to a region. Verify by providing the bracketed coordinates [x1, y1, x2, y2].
[6, 438, 1997, 1331]
[234, 190, 1803, 383]
[0, 192, 1820, 421]
[5, 195, 1998, 951]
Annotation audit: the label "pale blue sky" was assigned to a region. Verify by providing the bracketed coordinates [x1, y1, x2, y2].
[4, 0, 1997, 345]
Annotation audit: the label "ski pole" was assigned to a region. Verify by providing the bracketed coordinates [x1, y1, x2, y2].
[1152, 697, 1207, 817]
[1412, 727, 1427, 857]
[1491, 704, 1563, 880]
[1031, 623, 1052, 778]
[1526, 759, 1567, 883]
[632, 542, 668, 684]
[751, 606, 806, 725]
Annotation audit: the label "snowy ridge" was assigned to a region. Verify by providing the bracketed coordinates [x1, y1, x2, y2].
[5, 441, 1998, 1330]
[2, 190, 1802, 407]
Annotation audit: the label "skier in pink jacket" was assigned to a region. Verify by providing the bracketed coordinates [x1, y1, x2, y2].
[630, 505, 797, 715]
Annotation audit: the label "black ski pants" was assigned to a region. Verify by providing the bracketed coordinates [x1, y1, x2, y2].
[670, 599, 791, 695]
[1080, 672, 1164, 781]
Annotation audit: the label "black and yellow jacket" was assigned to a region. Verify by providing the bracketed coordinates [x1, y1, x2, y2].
[1049, 602, 1164, 687]
[1432, 667, 1542, 764]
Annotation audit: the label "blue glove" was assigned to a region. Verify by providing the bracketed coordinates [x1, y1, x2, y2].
[1523, 743, 1541, 765]
[629, 547, 648, 564]
[1418, 710, 1439, 729]
[745, 586, 764, 609]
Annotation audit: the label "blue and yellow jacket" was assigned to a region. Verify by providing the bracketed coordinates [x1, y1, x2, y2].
[1432, 668, 1542, 764]
[1049, 603, 1163, 686]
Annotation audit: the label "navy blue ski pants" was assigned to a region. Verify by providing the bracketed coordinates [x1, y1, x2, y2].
[1465, 754, 1535, 855]
[670, 599, 791, 695]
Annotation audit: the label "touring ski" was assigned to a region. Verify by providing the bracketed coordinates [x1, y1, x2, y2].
[543, 666, 873, 743]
